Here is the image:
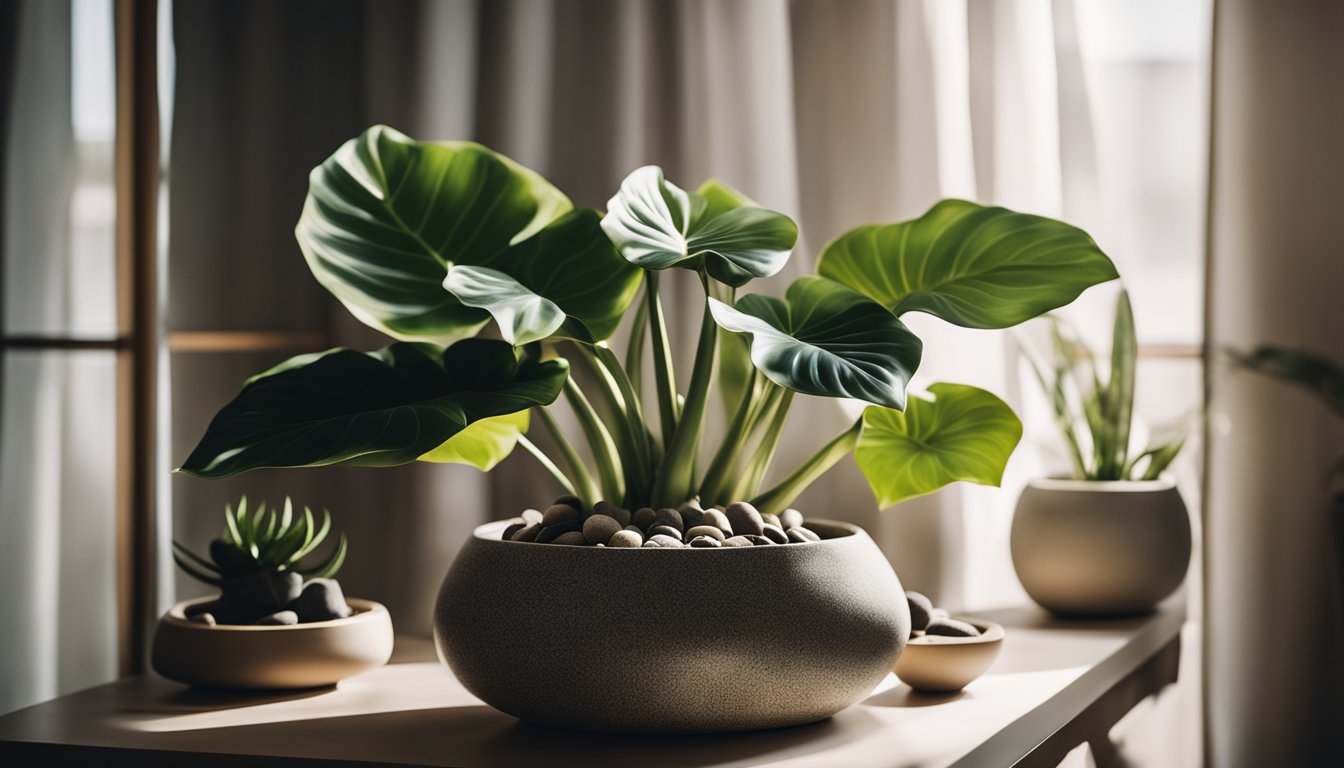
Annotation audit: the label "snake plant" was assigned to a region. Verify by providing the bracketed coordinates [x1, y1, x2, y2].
[172, 495, 347, 586]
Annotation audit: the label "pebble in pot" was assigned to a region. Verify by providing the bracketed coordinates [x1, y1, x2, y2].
[256, 610, 299, 626]
[685, 525, 726, 542]
[608, 530, 643, 548]
[780, 508, 804, 530]
[648, 525, 683, 541]
[725, 502, 765, 537]
[701, 509, 732, 534]
[786, 527, 820, 543]
[535, 519, 582, 544]
[653, 508, 684, 533]
[552, 531, 587, 546]
[632, 507, 657, 531]
[215, 570, 304, 625]
[583, 515, 622, 545]
[906, 591, 934, 631]
[542, 504, 581, 527]
[761, 524, 789, 545]
[925, 618, 981, 638]
[292, 578, 353, 623]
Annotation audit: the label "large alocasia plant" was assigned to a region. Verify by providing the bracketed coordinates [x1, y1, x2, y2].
[180, 125, 1119, 515]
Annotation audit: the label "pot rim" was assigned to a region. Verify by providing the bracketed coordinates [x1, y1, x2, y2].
[160, 597, 388, 631]
[1026, 475, 1177, 493]
[473, 517, 865, 549]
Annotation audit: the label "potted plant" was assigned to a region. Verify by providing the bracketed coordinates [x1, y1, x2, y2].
[151, 496, 393, 689]
[179, 126, 1117, 730]
[1013, 290, 1194, 616]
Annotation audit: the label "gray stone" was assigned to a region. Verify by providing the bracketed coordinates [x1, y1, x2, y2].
[701, 509, 732, 533]
[653, 508, 684, 532]
[930, 608, 949, 622]
[542, 504, 581, 526]
[190, 612, 217, 626]
[536, 519, 583, 544]
[256, 610, 299, 626]
[648, 534, 685, 548]
[761, 524, 788, 545]
[632, 507, 657, 531]
[552, 531, 588, 546]
[502, 523, 526, 541]
[592, 500, 622, 521]
[722, 536, 754, 547]
[184, 599, 220, 618]
[685, 525, 725, 541]
[780, 509, 804, 530]
[512, 523, 543, 542]
[522, 509, 544, 526]
[609, 530, 643, 548]
[648, 525, 683, 541]
[677, 505, 704, 529]
[610, 507, 633, 528]
[762, 513, 782, 531]
[292, 578, 353, 622]
[583, 515, 623, 545]
[725, 502, 765, 537]
[745, 535, 774, 546]
[925, 618, 980, 637]
[553, 495, 585, 513]
[689, 536, 722, 548]
[787, 526, 821, 543]
[217, 570, 304, 624]
[905, 591, 934, 631]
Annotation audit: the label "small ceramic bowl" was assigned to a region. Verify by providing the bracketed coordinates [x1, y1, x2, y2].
[892, 618, 1004, 693]
[151, 597, 394, 689]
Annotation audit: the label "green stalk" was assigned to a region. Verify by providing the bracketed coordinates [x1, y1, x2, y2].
[563, 376, 624, 502]
[570, 345, 648, 501]
[516, 435, 577, 498]
[698, 372, 762, 503]
[751, 418, 862, 517]
[733, 388, 795, 501]
[645, 272, 680, 448]
[594, 344, 656, 498]
[653, 294, 718, 507]
[536, 406, 600, 505]
[624, 292, 649, 400]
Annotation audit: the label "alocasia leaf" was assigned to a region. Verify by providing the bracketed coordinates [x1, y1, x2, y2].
[418, 411, 531, 471]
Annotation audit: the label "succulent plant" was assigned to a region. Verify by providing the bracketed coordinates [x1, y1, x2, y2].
[172, 495, 347, 586]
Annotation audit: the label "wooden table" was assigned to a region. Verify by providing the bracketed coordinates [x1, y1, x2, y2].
[0, 600, 1185, 768]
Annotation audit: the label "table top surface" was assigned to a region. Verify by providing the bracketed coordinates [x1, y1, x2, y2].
[0, 601, 1185, 768]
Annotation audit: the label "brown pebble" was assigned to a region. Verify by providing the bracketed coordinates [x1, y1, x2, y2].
[744, 534, 774, 546]
[633, 507, 657, 531]
[722, 536, 754, 547]
[689, 535, 722, 548]
[761, 524, 788, 544]
[553, 494, 584, 512]
[762, 513, 782, 530]
[536, 519, 582, 543]
[542, 504, 581, 526]
[925, 618, 981, 637]
[592, 500, 622, 521]
[552, 531, 588, 546]
[649, 524, 683, 541]
[653, 508, 684, 532]
[512, 522, 542, 542]
[502, 522, 526, 541]
[701, 509, 732, 533]
[906, 591, 934, 630]
[725, 502, 765, 537]
[786, 526, 820, 543]
[583, 514, 622, 545]
[685, 525, 726, 541]
[609, 530, 643, 548]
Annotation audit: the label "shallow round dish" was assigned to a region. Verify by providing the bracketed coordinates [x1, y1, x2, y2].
[892, 618, 1004, 693]
[151, 597, 394, 689]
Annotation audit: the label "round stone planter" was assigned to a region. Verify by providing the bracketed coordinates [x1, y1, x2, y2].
[1010, 477, 1192, 617]
[434, 518, 909, 733]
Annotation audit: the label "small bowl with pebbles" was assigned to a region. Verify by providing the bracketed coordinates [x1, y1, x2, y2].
[891, 590, 1004, 693]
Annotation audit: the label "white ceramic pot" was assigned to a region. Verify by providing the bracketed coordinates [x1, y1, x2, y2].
[1010, 477, 1192, 617]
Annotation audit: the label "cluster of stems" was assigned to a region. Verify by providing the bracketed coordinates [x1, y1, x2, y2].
[516, 272, 858, 517]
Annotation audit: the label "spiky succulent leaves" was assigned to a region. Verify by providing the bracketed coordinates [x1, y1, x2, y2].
[171, 495, 352, 585]
[600, 167, 798, 287]
[179, 339, 568, 478]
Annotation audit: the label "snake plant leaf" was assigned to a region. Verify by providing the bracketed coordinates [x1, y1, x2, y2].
[296, 125, 574, 341]
[708, 276, 923, 410]
[816, 199, 1119, 329]
[856, 383, 1023, 508]
[601, 167, 797, 286]
[179, 339, 568, 478]
[419, 411, 531, 471]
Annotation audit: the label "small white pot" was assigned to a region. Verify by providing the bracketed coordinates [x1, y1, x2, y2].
[1010, 477, 1192, 617]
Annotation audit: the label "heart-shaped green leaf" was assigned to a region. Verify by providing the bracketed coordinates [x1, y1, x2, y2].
[601, 167, 797, 286]
[418, 411, 530, 471]
[855, 383, 1023, 508]
[816, 199, 1118, 329]
[709, 276, 923, 410]
[296, 125, 576, 341]
[179, 339, 567, 478]
[444, 210, 642, 345]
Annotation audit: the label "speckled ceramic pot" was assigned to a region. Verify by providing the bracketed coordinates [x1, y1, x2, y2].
[434, 518, 909, 733]
[1011, 477, 1192, 617]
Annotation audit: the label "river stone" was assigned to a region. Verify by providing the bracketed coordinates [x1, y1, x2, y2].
[725, 502, 765, 537]
[543, 504, 581, 526]
[290, 578, 353, 623]
[611, 507, 633, 527]
[906, 591, 934, 631]
[689, 535, 722, 548]
[745, 534, 774, 546]
[685, 525, 726, 541]
[648, 534, 685, 548]
[780, 508, 804, 530]
[787, 526, 821, 543]
[553, 495, 585, 513]
[761, 524, 788, 545]
[502, 523, 526, 541]
[256, 610, 298, 626]
[701, 509, 732, 533]
[583, 515, 623, 545]
[633, 507, 657, 531]
[512, 523, 543, 542]
[184, 599, 220, 618]
[521, 509, 544, 526]
[677, 505, 704, 529]
[931, 608, 949, 622]
[648, 525, 683, 541]
[653, 508, 684, 532]
[592, 500, 622, 521]
[552, 531, 588, 546]
[190, 612, 217, 626]
[925, 618, 980, 637]
[722, 536, 754, 547]
[762, 513, 782, 531]
[609, 530, 643, 548]
[536, 519, 582, 544]
[217, 570, 303, 624]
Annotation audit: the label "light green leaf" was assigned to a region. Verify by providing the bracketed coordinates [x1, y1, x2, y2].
[179, 339, 567, 478]
[856, 383, 1023, 508]
[816, 199, 1118, 329]
[709, 276, 923, 410]
[601, 167, 797, 286]
[419, 411, 531, 471]
[296, 125, 576, 341]
[444, 267, 565, 346]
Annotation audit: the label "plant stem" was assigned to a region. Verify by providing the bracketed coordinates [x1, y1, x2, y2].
[698, 372, 760, 504]
[645, 272, 680, 449]
[536, 406, 600, 505]
[594, 344, 656, 499]
[624, 291, 648, 400]
[563, 375, 624, 502]
[653, 293, 718, 507]
[570, 345, 647, 502]
[751, 418, 862, 517]
[516, 434, 577, 498]
[733, 387, 795, 501]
